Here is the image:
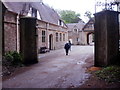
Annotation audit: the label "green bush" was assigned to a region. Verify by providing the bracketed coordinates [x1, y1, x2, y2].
[4, 51, 23, 66]
[95, 65, 120, 83]
[5, 52, 14, 63]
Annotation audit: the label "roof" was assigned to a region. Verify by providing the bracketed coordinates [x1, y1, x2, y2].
[2, 2, 63, 25]
[82, 18, 95, 32]
[67, 21, 85, 31]
[3, 2, 28, 14]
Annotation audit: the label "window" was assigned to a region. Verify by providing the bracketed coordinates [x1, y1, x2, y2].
[37, 11, 41, 20]
[56, 33, 58, 42]
[42, 31, 45, 42]
[63, 34, 65, 41]
[60, 33, 62, 41]
[74, 29, 78, 33]
[58, 20, 63, 26]
[27, 7, 32, 17]
[27, 7, 37, 17]
[32, 8, 37, 17]
[58, 20, 62, 25]
[77, 38, 79, 42]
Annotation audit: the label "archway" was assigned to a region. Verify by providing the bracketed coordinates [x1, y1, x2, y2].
[87, 32, 94, 45]
[49, 34, 53, 50]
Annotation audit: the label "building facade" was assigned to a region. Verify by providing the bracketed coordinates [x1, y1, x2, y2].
[82, 18, 94, 45]
[2, 2, 68, 54]
[67, 21, 85, 45]
[67, 18, 94, 45]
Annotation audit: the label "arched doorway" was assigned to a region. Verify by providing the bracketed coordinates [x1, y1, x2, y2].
[87, 32, 94, 45]
[49, 34, 53, 50]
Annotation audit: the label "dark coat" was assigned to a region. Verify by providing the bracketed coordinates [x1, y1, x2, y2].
[64, 43, 70, 50]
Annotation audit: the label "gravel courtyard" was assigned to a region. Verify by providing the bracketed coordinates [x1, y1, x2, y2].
[3, 45, 94, 88]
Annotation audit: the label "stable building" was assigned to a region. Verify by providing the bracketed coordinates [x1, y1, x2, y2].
[82, 18, 94, 45]
[67, 18, 94, 45]
[67, 21, 85, 45]
[2, 1, 68, 54]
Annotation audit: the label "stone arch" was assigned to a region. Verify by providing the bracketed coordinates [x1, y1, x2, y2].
[87, 32, 94, 45]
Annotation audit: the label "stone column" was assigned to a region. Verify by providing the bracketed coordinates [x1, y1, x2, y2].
[94, 10, 119, 66]
[1, 2, 6, 89]
[1, 3, 6, 56]
[0, 2, 2, 62]
[20, 17, 38, 64]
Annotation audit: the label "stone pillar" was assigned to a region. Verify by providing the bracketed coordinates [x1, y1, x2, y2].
[0, 3, 2, 89]
[20, 17, 38, 64]
[1, 2, 6, 89]
[94, 10, 119, 66]
[1, 3, 6, 56]
[0, 2, 2, 61]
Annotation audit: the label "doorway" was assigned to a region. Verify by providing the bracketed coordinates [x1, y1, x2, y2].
[49, 34, 53, 50]
[87, 33, 94, 45]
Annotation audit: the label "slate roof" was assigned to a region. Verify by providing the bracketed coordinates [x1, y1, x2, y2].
[2, 2, 28, 15]
[2, 1, 63, 25]
[82, 18, 94, 32]
[67, 21, 85, 31]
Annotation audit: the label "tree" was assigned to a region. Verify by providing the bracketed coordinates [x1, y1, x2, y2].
[84, 11, 92, 19]
[59, 10, 81, 23]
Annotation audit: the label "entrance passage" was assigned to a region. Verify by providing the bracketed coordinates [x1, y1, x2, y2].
[87, 33, 94, 45]
[49, 34, 53, 50]
[3, 46, 94, 88]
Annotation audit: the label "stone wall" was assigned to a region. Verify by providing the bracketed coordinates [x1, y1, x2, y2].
[37, 20, 68, 52]
[68, 30, 87, 45]
[3, 11, 68, 53]
[4, 11, 17, 52]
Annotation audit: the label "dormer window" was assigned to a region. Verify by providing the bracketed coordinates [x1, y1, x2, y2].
[37, 11, 41, 20]
[58, 20, 63, 26]
[27, 7, 32, 17]
[74, 29, 78, 33]
[32, 8, 37, 17]
[27, 7, 37, 18]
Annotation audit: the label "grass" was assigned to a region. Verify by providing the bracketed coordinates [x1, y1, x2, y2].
[95, 65, 120, 83]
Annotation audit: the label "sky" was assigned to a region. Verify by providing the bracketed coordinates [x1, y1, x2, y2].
[42, 0, 96, 22]
[2, 0, 117, 22]
[42, 0, 117, 22]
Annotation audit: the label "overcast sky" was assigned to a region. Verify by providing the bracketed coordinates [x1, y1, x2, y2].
[42, 0, 116, 22]
[42, 0, 96, 22]
[2, 0, 116, 22]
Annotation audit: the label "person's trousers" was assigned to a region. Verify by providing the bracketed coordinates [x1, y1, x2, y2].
[65, 49, 69, 55]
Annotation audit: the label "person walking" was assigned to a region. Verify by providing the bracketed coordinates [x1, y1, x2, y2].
[64, 42, 70, 55]
[68, 40, 72, 51]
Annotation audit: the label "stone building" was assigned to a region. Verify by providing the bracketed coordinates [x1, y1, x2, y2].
[67, 21, 85, 45]
[67, 18, 94, 45]
[2, 2, 68, 54]
[82, 18, 94, 45]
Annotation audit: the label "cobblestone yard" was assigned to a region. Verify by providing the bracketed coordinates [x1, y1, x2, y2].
[3, 45, 94, 88]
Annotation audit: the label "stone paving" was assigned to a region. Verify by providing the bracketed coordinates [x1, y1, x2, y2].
[2, 45, 94, 88]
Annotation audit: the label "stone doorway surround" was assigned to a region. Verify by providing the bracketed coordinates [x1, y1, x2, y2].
[49, 34, 53, 50]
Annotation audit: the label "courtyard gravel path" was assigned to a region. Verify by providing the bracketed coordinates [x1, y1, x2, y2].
[3, 45, 94, 88]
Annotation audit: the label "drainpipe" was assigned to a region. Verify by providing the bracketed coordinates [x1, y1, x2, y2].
[46, 23, 48, 48]
[81, 30, 83, 45]
[16, 14, 19, 53]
